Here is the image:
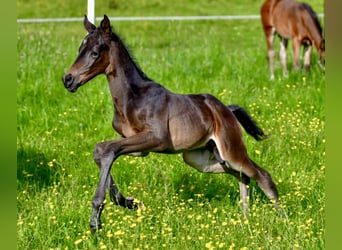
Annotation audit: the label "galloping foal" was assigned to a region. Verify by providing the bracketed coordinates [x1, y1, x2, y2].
[62, 15, 279, 231]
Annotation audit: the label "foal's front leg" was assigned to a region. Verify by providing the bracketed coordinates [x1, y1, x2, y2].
[303, 43, 312, 72]
[93, 159, 136, 210]
[107, 176, 135, 208]
[279, 37, 288, 77]
[90, 148, 116, 231]
[90, 133, 168, 232]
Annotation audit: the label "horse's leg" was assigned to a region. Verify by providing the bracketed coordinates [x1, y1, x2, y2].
[213, 132, 279, 207]
[219, 148, 278, 203]
[107, 174, 135, 208]
[108, 152, 148, 207]
[90, 149, 116, 231]
[93, 160, 136, 210]
[249, 159, 278, 202]
[261, 2, 276, 80]
[91, 157, 141, 232]
[318, 40, 325, 71]
[183, 148, 251, 215]
[265, 27, 276, 80]
[183, 148, 226, 174]
[90, 132, 168, 232]
[303, 43, 312, 72]
[213, 146, 252, 214]
[292, 38, 301, 71]
[279, 37, 288, 77]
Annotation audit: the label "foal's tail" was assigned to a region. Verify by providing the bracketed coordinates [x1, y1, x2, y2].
[228, 105, 267, 141]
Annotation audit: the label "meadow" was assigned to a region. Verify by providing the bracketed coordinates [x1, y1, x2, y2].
[17, 1, 325, 249]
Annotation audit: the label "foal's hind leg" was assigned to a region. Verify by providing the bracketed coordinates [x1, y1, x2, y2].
[261, 2, 276, 80]
[225, 153, 278, 203]
[183, 148, 251, 215]
[214, 138, 279, 206]
[265, 28, 276, 80]
[210, 144, 251, 213]
[292, 38, 302, 71]
[249, 159, 279, 202]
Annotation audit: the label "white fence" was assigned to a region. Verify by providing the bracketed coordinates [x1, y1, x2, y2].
[17, 13, 324, 23]
[17, 0, 324, 24]
[17, 15, 261, 23]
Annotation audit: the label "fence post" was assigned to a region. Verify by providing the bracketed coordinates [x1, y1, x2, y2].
[87, 0, 95, 24]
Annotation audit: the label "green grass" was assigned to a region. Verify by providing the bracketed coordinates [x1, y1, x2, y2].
[17, 1, 325, 249]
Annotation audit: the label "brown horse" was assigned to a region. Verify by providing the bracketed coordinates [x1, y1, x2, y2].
[62, 15, 279, 232]
[260, 0, 325, 79]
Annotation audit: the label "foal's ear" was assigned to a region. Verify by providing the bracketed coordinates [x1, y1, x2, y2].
[83, 15, 96, 33]
[100, 15, 112, 36]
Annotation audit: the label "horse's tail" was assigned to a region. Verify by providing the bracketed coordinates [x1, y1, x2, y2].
[228, 104, 267, 141]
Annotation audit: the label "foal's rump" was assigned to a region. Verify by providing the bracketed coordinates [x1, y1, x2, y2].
[272, 1, 304, 38]
[273, 0, 322, 42]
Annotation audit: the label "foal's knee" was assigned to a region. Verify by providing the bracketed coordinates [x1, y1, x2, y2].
[93, 142, 111, 165]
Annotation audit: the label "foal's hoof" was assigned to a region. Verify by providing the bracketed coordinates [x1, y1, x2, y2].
[90, 222, 102, 234]
[127, 196, 145, 210]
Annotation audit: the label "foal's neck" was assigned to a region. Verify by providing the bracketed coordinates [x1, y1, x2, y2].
[106, 40, 148, 106]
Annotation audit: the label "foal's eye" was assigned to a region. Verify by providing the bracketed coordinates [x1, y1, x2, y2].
[91, 51, 99, 58]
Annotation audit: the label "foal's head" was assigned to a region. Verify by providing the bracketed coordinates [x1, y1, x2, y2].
[62, 15, 112, 92]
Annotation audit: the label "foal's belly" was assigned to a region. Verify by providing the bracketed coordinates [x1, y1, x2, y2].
[168, 121, 212, 151]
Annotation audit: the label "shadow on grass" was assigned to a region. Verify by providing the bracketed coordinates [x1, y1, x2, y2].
[17, 146, 61, 189]
[173, 172, 270, 206]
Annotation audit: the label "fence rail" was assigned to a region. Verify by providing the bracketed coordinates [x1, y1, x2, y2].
[17, 14, 324, 23]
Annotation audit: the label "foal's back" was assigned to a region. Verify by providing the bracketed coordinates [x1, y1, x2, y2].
[132, 80, 239, 153]
[272, 0, 318, 40]
[272, 0, 310, 39]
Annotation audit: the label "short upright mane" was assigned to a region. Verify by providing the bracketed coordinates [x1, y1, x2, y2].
[110, 28, 152, 82]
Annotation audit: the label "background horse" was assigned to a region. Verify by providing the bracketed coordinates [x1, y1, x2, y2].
[260, 0, 325, 79]
[62, 15, 279, 232]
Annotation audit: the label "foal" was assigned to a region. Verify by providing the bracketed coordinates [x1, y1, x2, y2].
[62, 15, 279, 231]
[261, 0, 325, 79]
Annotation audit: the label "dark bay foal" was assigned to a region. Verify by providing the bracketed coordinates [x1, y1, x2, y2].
[62, 15, 279, 232]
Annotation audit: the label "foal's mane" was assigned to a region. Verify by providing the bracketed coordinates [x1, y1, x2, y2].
[301, 2, 323, 37]
[109, 26, 152, 82]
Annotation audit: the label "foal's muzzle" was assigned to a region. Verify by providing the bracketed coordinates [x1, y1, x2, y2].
[62, 73, 80, 92]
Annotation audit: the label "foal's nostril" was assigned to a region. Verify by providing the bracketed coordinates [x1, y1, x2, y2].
[62, 74, 74, 88]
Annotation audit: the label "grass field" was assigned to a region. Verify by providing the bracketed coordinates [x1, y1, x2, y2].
[17, 1, 325, 249]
